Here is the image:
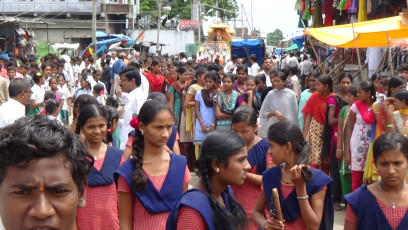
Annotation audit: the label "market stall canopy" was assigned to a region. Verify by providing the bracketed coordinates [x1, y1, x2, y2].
[305, 15, 408, 48]
[286, 43, 298, 51]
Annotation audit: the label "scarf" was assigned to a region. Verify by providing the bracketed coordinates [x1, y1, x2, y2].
[218, 90, 238, 115]
[354, 100, 375, 124]
[171, 81, 183, 96]
[166, 189, 232, 230]
[88, 146, 123, 187]
[201, 89, 214, 107]
[263, 166, 334, 230]
[302, 92, 334, 125]
[321, 95, 347, 159]
[114, 153, 187, 214]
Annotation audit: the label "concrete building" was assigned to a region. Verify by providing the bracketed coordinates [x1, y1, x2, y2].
[0, 0, 139, 50]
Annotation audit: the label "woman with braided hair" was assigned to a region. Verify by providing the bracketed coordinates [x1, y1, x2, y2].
[167, 130, 251, 230]
[115, 99, 190, 230]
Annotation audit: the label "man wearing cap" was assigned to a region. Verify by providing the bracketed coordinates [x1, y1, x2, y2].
[110, 52, 126, 94]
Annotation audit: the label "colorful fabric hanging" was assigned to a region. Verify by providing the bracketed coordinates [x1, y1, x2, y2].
[337, 0, 348, 11]
[303, 0, 312, 20]
[348, 0, 358, 14]
[312, 0, 323, 27]
[358, 0, 367, 22]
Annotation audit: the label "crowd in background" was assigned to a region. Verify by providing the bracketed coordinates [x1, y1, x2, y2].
[1, 49, 408, 229]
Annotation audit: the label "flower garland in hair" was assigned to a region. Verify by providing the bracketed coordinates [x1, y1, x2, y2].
[100, 90, 105, 94]
[130, 113, 139, 129]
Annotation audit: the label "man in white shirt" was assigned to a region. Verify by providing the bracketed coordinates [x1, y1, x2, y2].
[0, 79, 31, 128]
[249, 54, 260, 76]
[287, 52, 300, 68]
[119, 67, 146, 149]
[258, 57, 274, 87]
[224, 54, 238, 73]
[364, 47, 384, 80]
[128, 59, 149, 98]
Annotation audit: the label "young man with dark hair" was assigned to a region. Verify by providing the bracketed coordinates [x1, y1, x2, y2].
[118, 67, 146, 149]
[0, 116, 93, 229]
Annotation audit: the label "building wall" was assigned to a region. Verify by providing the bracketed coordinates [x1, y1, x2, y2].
[129, 29, 194, 55]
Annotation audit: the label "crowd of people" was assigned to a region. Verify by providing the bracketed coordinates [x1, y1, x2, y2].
[0, 49, 408, 230]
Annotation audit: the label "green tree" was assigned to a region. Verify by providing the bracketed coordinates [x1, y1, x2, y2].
[266, 29, 283, 46]
[139, 0, 238, 20]
[201, 0, 239, 21]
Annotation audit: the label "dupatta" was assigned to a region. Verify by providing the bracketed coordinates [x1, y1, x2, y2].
[354, 100, 375, 124]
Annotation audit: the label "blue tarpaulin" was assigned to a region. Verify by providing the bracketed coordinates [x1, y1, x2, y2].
[80, 34, 134, 56]
[96, 31, 109, 38]
[231, 39, 265, 67]
[290, 36, 304, 50]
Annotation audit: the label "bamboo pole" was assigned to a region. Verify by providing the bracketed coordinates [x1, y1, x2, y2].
[386, 31, 393, 77]
[328, 56, 350, 76]
[375, 47, 388, 74]
[351, 21, 365, 81]
[301, 20, 322, 67]
[315, 49, 341, 72]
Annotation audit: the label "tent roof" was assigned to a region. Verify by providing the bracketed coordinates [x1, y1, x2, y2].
[231, 39, 263, 47]
[305, 15, 408, 48]
[286, 43, 298, 51]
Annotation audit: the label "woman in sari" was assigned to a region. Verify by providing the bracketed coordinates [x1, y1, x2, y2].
[322, 73, 353, 210]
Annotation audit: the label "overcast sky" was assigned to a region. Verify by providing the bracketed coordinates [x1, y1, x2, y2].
[236, 0, 302, 38]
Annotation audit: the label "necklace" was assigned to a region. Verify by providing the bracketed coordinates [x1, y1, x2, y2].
[281, 168, 292, 185]
[377, 183, 404, 209]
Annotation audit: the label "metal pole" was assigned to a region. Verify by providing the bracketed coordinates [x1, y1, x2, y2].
[46, 23, 49, 53]
[92, 0, 97, 60]
[156, 0, 161, 54]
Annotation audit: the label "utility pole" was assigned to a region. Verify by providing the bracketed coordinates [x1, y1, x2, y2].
[198, 0, 201, 46]
[92, 0, 97, 60]
[156, 0, 161, 54]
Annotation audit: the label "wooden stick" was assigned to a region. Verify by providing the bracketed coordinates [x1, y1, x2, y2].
[315, 49, 341, 72]
[351, 21, 365, 81]
[328, 56, 350, 76]
[272, 188, 283, 221]
[301, 20, 321, 67]
[386, 31, 393, 77]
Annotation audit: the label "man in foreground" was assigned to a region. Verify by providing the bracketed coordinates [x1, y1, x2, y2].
[0, 116, 93, 230]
